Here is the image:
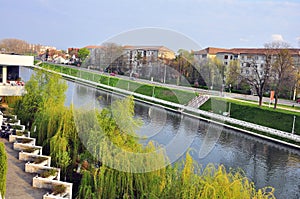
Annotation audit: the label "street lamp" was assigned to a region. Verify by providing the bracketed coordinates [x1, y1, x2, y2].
[292, 115, 296, 134]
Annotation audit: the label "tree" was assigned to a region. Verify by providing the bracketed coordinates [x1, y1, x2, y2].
[78, 48, 90, 64]
[240, 51, 272, 106]
[0, 142, 7, 199]
[225, 60, 241, 90]
[265, 42, 296, 109]
[0, 38, 30, 54]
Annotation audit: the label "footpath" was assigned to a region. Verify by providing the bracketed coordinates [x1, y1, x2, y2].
[0, 138, 46, 199]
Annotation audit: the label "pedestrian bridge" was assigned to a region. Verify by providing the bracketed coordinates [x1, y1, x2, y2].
[0, 54, 34, 96]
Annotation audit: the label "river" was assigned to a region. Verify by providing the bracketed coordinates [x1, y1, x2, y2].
[20, 67, 300, 199]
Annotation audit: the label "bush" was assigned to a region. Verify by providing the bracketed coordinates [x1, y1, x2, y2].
[33, 156, 48, 164]
[40, 169, 57, 178]
[0, 143, 7, 198]
[52, 184, 66, 195]
[16, 138, 32, 144]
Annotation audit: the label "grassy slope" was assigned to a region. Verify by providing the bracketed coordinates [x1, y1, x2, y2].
[200, 97, 300, 135]
[39, 63, 196, 105]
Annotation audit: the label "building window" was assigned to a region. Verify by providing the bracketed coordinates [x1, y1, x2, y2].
[255, 56, 259, 60]
[230, 55, 233, 60]
[224, 55, 228, 59]
[241, 56, 244, 60]
[224, 62, 228, 65]
[202, 54, 207, 58]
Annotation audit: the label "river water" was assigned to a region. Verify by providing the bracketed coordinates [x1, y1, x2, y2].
[20, 67, 300, 199]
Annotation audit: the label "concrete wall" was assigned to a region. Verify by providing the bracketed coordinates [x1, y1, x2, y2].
[0, 54, 34, 66]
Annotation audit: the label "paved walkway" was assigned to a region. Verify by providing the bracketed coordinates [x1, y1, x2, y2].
[0, 138, 47, 199]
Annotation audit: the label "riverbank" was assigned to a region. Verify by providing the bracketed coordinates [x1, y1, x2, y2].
[26, 64, 300, 148]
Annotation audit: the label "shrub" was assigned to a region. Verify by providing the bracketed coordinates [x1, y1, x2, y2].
[16, 138, 32, 144]
[0, 143, 7, 198]
[33, 156, 48, 164]
[23, 147, 38, 153]
[11, 125, 23, 130]
[52, 184, 66, 195]
[40, 169, 57, 178]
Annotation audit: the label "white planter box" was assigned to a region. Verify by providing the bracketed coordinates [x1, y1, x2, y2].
[10, 136, 36, 145]
[33, 177, 72, 199]
[19, 153, 51, 167]
[25, 164, 60, 180]
[9, 135, 26, 143]
[13, 143, 42, 154]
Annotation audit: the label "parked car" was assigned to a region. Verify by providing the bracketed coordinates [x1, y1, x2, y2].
[296, 99, 300, 104]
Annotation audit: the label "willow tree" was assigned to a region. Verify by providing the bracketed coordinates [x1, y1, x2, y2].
[0, 142, 7, 199]
[50, 105, 78, 180]
[77, 97, 275, 198]
[30, 71, 67, 150]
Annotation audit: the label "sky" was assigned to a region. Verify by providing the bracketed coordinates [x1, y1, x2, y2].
[0, 0, 299, 51]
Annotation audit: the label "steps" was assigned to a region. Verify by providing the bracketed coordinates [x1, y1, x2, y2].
[187, 94, 210, 109]
[1, 114, 73, 199]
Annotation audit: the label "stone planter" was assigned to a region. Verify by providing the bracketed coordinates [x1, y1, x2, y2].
[13, 143, 42, 155]
[25, 163, 60, 180]
[19, 153, 51, 167]
[13, 137, 36, 145]
[9, 134, 27, 143]
[33, 178, 72, 199]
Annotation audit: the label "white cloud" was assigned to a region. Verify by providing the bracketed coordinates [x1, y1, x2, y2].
[271, 34, 284, 42]
[240, 38, 249, 42]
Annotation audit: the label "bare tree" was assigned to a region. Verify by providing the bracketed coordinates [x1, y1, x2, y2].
[240, 52, 272, 106]
[0, 38, 30, 54]
[101, 43, 123, 72]
[265, 41, 296, 109]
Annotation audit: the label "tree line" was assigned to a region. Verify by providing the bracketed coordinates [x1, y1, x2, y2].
[0, 38, 43, 55]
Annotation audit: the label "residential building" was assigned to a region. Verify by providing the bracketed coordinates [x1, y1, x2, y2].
[0, 54, 34, 96]
[194, 47, 300, 74]
[83, 45, 175, 76]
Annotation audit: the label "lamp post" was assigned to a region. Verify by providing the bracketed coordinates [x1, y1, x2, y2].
[292, 115, 296, 134]
[152, 86, 155, 98]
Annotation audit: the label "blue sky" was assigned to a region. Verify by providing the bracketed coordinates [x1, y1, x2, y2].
[1, 0, 299, 51]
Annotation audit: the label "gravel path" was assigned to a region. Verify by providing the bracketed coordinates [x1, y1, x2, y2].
[1, 138, 48, 199]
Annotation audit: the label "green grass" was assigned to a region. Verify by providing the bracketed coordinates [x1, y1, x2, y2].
[38, 62, 197, 105]
[200, 97, 300, 135]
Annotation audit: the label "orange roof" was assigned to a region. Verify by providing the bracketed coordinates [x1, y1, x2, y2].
[194, 47, 229, 55]
[195, 47, 300, 56]
[123, 45, 174, 52]
[84, 45, 104, 49]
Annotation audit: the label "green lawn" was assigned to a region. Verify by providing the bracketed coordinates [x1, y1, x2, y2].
[200, 97, 300, 135]
[38, 63, 197, 105]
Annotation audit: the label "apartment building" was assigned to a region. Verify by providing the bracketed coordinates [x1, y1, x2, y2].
[194, 47, 300, 76]
[84, 45, 175, 74]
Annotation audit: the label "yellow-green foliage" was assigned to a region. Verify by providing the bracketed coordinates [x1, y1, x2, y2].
[0, 142, 8, 199]
[78, 152, 275, 199]
[78, 97, 276, 199]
